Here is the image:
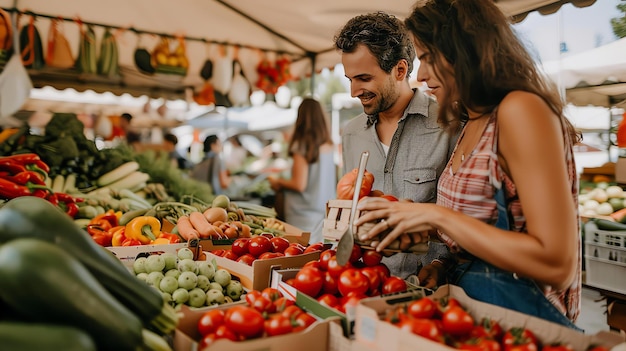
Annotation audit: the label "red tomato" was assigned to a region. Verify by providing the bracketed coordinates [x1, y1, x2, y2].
[361, 249, 383, 267]
[231, 238, 250, 257]
[304, 242, 325, 253]
[336, 168, 375, 200]
[198, 333, 218, 349]
[265, 314, 294, 336]
[251, 295, 275, 314]
[261, 287, 282, 302]
[470, 317, 503, 341]
[407, 297, 437, 319]
[360, 266, 382, 294]
[398, 318, 444, 343]
[214, 324, 239, 341]
[380, 194, 399, 201]
[317, 293, 340, 309]
[321, 270, 339, 295]
[224, 306, 265, 338]
[236, 253, 256, 266]
[197, 309, 225, 336]
[304, 260, 323, 270]
[441, 305, 475, 336]
[248, 236, 273, 257]
[337, 268, 369, 297]
[348, 244, 363, 263]
[245, 290, 262, 305]
[269, 236, 290, 253]
[502, 328, 538, 351]
[284, 245, 305, 256]
[273, 296, 295, 312]
[211, 249, 225, 256]
[459, 338, 502, 351]
[258, 251, 283, 259]
[222, 250, 239, 261]
[294, 312, 317, 331]
[372, 263, 391, 282]
[381, 276, 408, 294]
[327, 256, 351, 278]
[293, 266, 324, 297]
[318, 249, 336, 270]
[340, 292, 366, 313]
[280, 305, 304, 320]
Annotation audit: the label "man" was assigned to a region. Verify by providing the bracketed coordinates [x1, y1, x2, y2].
[334, 12, 459, 281]
[163, 133, 192, 170]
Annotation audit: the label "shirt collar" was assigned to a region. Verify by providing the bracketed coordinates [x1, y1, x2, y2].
[365, 89, 433, 127]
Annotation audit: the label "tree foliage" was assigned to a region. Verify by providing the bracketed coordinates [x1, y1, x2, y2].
[611, 1, 626, 38]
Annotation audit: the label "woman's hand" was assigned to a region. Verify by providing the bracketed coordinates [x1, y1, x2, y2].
[267, 176, 281, 192]
[354, 197, 436, 252]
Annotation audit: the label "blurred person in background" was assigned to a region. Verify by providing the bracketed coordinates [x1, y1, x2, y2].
[224, 135, 249, 174]
[163, 133, 191, 170]
[268, 98, 336, 243]
[190, 134, 231, 195]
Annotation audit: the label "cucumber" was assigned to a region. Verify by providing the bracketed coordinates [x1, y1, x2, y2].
[97, 161, 140, 186]
[0, 238, 143, 351]
[0, 322, 97, 351]
[0, 196, 177, 335]
[592, 218, 626, 231]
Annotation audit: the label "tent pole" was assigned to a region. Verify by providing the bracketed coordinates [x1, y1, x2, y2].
[309, 52, 316, 96]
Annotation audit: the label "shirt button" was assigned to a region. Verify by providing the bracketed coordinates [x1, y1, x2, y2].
[415, 177, 420, 181]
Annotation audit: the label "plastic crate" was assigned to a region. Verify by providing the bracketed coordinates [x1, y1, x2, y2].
[585, 228, 626, 295]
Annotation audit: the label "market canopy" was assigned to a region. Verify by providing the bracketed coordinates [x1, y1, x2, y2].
[0, 0, 598, 99]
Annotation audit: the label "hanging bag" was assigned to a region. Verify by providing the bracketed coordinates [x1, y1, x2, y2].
[134, 34, 155, 74]
[0, 11, 33, 118]
[97, 27, 119, 77]
[19, 15, 44, 69]
[46, 18, 74, 69]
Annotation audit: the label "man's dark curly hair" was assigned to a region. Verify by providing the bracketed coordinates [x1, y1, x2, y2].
[334, 11, 415, 78]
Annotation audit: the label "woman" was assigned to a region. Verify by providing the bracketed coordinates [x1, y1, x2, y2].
[354, 0, 581, 328]
[190, 135, 231, 195]
[268, 98, 336, 243]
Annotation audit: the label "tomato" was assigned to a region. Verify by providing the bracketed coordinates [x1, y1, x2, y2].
[361, 249, 383, 267]
[322, 270, 339, 295]
[248, 236, 273, 257]
[198, 333, 218, 349]
[471, 317, 503, 341]
[372, 263, 391, 282]
[293, 266, 324, 297]
[542, 345, 574, 351]
[459, 338, 502, 351]
[236, 253, 256, 266]
[370, 189, 385, 197]
[224, 306, 265, 338]
[214, 324, 239, 341]
[269, 236, 290, 253]
[304, 260, 323, 270]
[340, 292, 366, 313]
[258, 251, 283, 259]
[261, 288, 282, 302]
[348, 244, 363, 263]
[317, 293, 340, 309]
[222, 250, 239, 261]
[318, 249, 336, 270]
[245, 290, 262, 305]
[284, 244, 305, 256]
[294, 312, 317, 331]
[407, 297, 437, 319]
[380, 194, 399, 201]
[327, 256, 351, 278]
[273, 296, 295, 312]
[337, 268, 369, 297]
[441, 305, 475, 336]
[336, 167, 375, 200]
[398, 318, 444, 343]
[280, 305, 304, 320]
[304, 242, 325, 253]
[265, 314, 294, 336]
[231, 238, 250, 257]
[197, 309, 225, 336]
[381, 276, 408, 294]
[251, 295, 275, 314]
[503, 328, 538, 351]
[211, 249, 225, 256]
[360, 266, 382, 294]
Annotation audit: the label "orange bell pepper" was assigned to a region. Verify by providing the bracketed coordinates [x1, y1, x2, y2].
[158, 232, 181, 244]
[110, 226, 127, 247]
[126, 216, 161, 245]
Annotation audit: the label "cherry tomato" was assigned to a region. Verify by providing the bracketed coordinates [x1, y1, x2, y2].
[261, 287, 282, 302]
[236, 253, 256, 266]
[224, 306, 265, 338]
[407, 297, 437, 319]
[304, 242, 325, 253]
[293, 266, 324, 297]
[441, 305, 475, 336]
[248, 236, 273, 257]
[318, 249, 336, 270]
[361, 249, 383, 267]
[265, 314, 294, 336]
[197, 309, 225, 336]
[381, 276, 407, 294]
[398, 318, 444, 343]
[269, 236, 290, 253]
[231, 238, 250, 257]
[338, 268, 369, 297]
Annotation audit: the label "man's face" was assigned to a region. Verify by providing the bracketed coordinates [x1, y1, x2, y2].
[342, 45, 399, 116]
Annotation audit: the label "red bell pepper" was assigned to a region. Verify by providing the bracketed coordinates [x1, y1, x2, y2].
[122, 237, 143, 246]
[86, 224, 113, 247]
[157, 232, 181, 244]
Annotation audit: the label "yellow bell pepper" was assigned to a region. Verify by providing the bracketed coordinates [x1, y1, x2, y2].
[125, 216, 161, 245]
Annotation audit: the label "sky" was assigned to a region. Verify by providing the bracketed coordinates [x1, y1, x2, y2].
[514, 0, 623, 63]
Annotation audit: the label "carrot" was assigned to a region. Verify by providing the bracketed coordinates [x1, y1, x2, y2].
[176, 215, 199, 241]
[610, 207, 626, 223]
[189, 211, 213, 239]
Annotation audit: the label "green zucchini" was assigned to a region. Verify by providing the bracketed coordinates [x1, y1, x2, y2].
[591, 218, 626, 231]
[0, 196, 177, 334]
[0, 238, 143, 351]
[0, 322, 97, 351]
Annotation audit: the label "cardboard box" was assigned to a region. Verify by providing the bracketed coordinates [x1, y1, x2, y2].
[173, 299, 340, 351]
[354, 284, 625, 351]
[106, 243, 188, 268]
[205, 250, 321, 291]
[197, 224, 311, 252]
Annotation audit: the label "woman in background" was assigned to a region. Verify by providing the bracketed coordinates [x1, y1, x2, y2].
[268, 98, 336, 243]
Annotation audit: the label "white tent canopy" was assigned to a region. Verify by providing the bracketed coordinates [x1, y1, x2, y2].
[542, 37, 626, 107]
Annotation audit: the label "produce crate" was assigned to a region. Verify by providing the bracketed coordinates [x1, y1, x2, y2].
[354, 285, 625, 351]
[106, 242, 188, 269]
[585, 227, 626, 295]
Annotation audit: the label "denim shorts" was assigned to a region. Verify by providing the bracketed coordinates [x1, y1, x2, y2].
[450, 259, 581, 331]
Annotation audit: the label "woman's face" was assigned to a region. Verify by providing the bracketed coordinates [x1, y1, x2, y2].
[413, 40, 456, 104]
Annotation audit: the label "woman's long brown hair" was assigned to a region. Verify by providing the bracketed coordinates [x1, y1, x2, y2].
[289, 98, 333, 163]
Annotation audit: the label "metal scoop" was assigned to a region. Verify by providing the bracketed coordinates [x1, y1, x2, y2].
[335, 151, 369, 266]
